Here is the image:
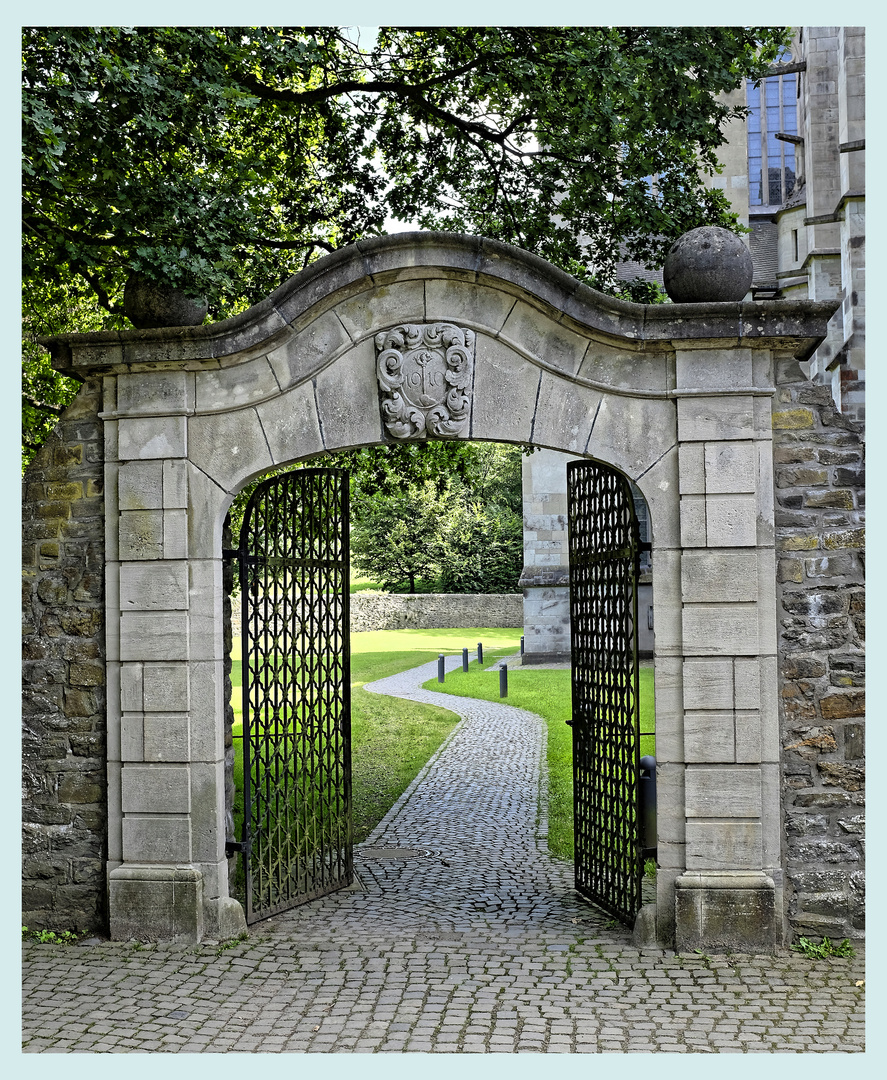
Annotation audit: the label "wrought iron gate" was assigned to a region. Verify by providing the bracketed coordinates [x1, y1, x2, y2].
[567, 459, 645, 925]
[233, 468, 352, 923]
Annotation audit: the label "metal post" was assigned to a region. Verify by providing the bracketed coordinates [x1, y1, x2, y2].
[520, 635, 525, 655]
[639, 755, 657, 860]
[438, 654, 445, 683]
[499, 663, 508, 698]
[477, 642, 483, 665]
[462, 647, 469, 672]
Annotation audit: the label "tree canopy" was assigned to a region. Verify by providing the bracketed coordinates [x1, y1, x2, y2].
[22, 25, 788, 463]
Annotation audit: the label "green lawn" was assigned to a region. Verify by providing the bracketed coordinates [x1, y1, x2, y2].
[421, 651, 655, 860]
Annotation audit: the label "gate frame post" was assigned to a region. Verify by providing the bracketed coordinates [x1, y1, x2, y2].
[662, 344, 784, 953]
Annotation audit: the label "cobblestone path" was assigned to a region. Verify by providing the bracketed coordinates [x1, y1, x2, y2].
[22, 655, 865, 1053]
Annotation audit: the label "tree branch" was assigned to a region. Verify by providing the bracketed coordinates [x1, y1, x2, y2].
[22, 394, 64, 417]
[236, 70, 518, 150]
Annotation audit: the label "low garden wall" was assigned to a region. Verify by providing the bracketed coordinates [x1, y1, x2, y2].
[350, 592, 523, 632]
[231, 592, 523, 633]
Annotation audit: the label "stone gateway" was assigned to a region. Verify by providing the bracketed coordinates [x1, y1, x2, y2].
[24, 231, 863, 950]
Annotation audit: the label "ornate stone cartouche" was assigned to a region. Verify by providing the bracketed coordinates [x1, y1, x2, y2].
[374, 323, 475, 439]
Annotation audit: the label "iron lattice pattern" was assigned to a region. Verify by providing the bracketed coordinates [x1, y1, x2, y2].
[567, 460, 641, 925]
[239, 469, 352, 923]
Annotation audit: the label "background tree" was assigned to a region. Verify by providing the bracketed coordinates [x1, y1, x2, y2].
[23, 25, 788, 466]
[348, 443, 527, 593]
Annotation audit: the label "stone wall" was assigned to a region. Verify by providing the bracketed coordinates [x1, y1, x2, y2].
[774, 358, 865, 940]
[22, 379, 107, 933]
[350, 592, 522, 633]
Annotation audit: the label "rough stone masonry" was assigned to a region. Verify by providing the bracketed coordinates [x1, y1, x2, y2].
[774, 358, 865, 942]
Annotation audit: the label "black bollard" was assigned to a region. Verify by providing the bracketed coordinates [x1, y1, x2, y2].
[520, 635, 525, 655]
[499, 663, 508, 698]
[462, 647, 469, 672]
[639, 755, 657, 860]
[438, 654, 445, 683]
[477, 642, 483, 665]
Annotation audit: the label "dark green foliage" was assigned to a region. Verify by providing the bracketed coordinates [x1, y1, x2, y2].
[23, 26, 788, 463]
[349, 442, 527, 594]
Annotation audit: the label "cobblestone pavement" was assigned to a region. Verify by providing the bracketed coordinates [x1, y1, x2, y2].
[22, 655, 865, 1053]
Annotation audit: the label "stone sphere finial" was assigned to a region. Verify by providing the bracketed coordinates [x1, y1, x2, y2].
[662, 226, 753, 303]
[123, 272, 208, 329]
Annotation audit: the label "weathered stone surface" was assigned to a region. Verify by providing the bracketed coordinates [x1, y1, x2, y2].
[375, 323, 475, 440]
[663, 227, 754, 303]
[22, 379, 107, 933]
[123, 272, 208, 329]
[773, 369, 864, 941]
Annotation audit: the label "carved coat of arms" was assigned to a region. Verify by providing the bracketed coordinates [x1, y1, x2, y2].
[374, 323, 475, 439]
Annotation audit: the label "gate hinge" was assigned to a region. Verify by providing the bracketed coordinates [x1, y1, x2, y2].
[223, 549, 260, 565]
[225, 838, 252, 857]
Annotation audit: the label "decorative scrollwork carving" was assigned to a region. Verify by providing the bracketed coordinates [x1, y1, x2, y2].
[374, 323, 475, 440]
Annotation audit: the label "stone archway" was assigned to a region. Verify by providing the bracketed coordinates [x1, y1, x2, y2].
[37, 232, 838, 948]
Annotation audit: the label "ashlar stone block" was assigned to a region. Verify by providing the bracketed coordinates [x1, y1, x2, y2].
[588, 394, 676, 479]
[163, 460, 189, 509]
[143, 713, 190, 762]
[425, 280, 517, 335]
[675, 348, 753, 390]
[120, 611, 189, 662]
[678, 443, 705, 494]
[109, 865, 203, 943]
[684, 711, 735, 762]
[120, 713, 144, 761]
[118, 461, 163, 511]
[677, 395, 757, 442]
[685, 766, 761, 818]
[675, 871, 776, 952]
[120, 561, 189, 611]
[680, 550, 758, 603]
[187, 406, 274, 495]
[734, 710, 762, 763]
[121, 763, 191, 814]
[120, 662, 143, 713]
[733, 658, 761, 709]
[255, 383, 324, 468]
[685, 823, 763, 870]
[682, 603, 759, 655]
[705, 493, 757, 547]
[118, 416, 187, 461]
[195, 356, 282, 413]
[121, 815, 192, 864]
[143, 663, 190, 713]
[679, 496, 706, 548]
[704, 442, 756, 493]
[499, 299, 588, 378]
[314, 339, 384, 451]
[119, 510, 164, 561]
[682, 659, 733, 710]
[116, 371, 194, 416]
[471, 335, 540, 444]
[266, 309, 353, 391]
[530, 370, 600, 455]
[334, 278, 426, 338]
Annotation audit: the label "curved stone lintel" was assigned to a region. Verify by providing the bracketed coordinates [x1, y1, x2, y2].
[42, 232, 840, 376]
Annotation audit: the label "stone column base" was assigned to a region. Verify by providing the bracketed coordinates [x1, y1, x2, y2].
[675, 871, 778, 953]
[109, 865, 205, 942]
